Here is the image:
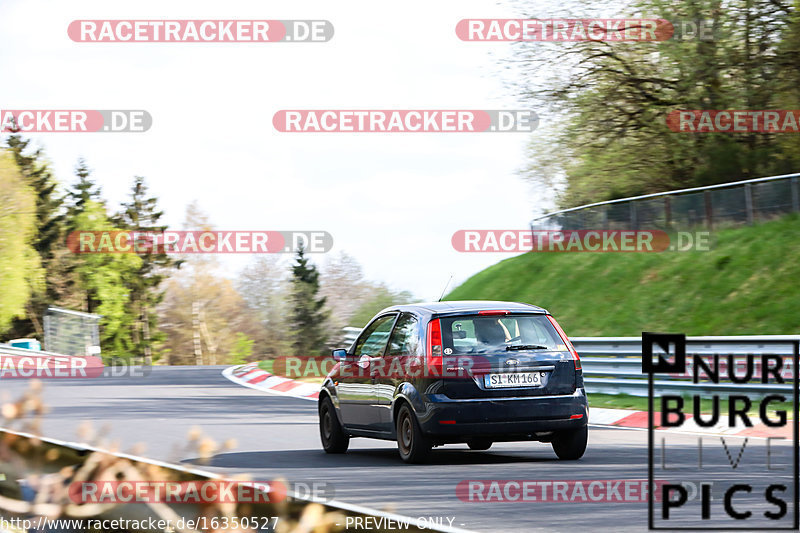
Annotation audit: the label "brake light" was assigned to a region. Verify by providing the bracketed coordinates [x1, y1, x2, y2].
[478, 310, 510, 315]
[547, 315, 581, 370]
[426, 318, 443, 375]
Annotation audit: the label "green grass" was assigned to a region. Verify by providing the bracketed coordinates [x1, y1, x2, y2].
[446, 215, 800, 336]
[587, 393, 655, 411]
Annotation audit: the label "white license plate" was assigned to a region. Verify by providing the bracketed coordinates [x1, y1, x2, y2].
[484, 371, 548, 388]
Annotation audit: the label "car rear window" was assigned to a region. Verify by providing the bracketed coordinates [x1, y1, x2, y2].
[439, 314, 567, 354]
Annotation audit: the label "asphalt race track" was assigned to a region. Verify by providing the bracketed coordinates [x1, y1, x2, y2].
[2, 367, 795, 532]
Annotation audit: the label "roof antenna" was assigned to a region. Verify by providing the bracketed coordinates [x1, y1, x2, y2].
[438, 274, 454, 302]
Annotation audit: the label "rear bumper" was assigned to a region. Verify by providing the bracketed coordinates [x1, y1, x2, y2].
[416, 389, 588, 440]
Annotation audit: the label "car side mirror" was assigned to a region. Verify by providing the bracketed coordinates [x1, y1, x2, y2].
[332, 349, 348, 361]
[452, 331, 467, 339]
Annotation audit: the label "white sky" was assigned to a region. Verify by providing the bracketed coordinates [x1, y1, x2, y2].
[0, 0, 557, 300]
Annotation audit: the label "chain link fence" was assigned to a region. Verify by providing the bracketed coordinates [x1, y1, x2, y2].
[531, 173, 800, 231]
[42, 306, 101, 357]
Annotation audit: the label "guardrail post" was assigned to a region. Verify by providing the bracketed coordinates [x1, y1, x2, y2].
[664, 196, 672, 229]
[792, 176, 800, 213]
[704, 190, 713, 230]
[601, 204, 608, 229]
[630, 202, 638, 230]
[744, 183, 754, 225]
[42, 314, 51, 351]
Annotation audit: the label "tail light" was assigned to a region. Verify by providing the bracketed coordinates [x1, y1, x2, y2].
[426, 318, 443, 375]
[547, 315, 581, 371]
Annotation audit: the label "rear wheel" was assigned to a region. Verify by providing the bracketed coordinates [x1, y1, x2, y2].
[319, 396, 349, 454]
[467, 439, 493, 451]
[396, 404, 431, 463]
[551, 425, 587, 460]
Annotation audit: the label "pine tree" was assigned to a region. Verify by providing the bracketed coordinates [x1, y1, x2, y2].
[68, 159, 101, 219]
[4, 136, 64, 338]
[63, 161, 141, 358]
[6, 136, 63, 262]
[290, 246, 330, 356]
[115, 176, 181, 364]
[64, 159, 104, 314]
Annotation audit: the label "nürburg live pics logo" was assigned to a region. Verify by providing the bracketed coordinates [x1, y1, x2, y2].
[643, 332, 799, 530]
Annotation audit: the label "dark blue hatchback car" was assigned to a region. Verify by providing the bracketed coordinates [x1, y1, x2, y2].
[318, 301, 588, 463]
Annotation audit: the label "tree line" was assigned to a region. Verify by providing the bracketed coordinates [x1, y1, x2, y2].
[515, 0, 800, 208]
[0, 135, 413, 363]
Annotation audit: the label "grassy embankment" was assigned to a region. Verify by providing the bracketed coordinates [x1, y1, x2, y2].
[445, 215, 800, 412]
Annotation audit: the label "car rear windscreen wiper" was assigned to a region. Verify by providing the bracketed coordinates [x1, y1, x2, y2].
[505, 344, 549, 351]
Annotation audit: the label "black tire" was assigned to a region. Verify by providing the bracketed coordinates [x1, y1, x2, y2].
[396, 404, 431, 463]
[467, 439, 493, 451]
[319, 396, 349, 454]
[551, 425, 588, 460]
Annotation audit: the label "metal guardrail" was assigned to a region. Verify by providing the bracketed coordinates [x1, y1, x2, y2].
[529, 172, 800, 231]
[342, 326, 361, 347]
[339, 330, 798, 397]
[575, 336, 797, 397]
[0, 343, 74, 359]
